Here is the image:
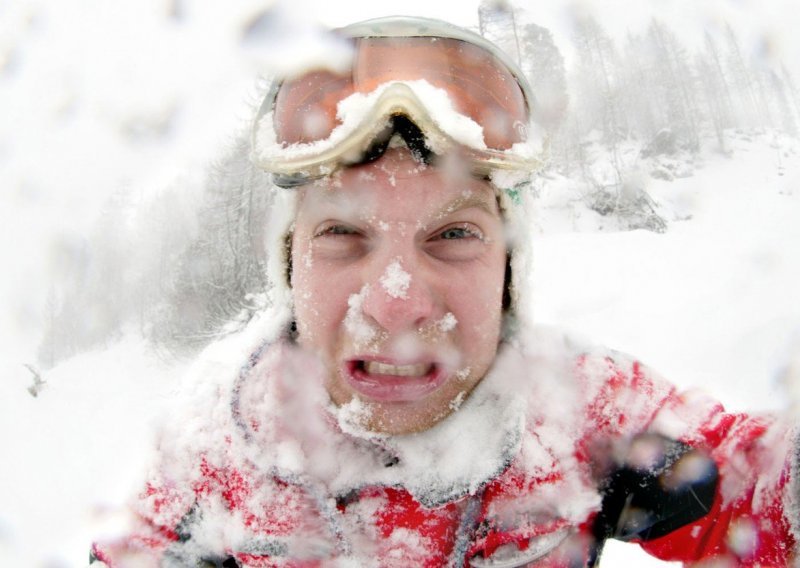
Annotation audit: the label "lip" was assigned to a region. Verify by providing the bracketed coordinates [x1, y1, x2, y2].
[343, 358, 447, 402]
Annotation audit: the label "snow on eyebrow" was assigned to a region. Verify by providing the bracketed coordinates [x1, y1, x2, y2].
[380, 258, 410, 300]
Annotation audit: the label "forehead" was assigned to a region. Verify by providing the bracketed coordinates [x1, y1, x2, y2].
[295, 151, 500, 221]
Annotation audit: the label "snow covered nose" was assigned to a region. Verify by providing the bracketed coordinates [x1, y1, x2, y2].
[252, 16, 544, 187]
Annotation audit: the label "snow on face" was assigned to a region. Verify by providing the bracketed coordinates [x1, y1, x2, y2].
[379, 257, 411, 299]
[290, 147, 507, 435]
[343, 284, 384, 351]
[436, 312, 457, 333]
[335, 395, 375, 438]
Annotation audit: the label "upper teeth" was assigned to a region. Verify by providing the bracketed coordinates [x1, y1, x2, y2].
[364, 361, 430, 377]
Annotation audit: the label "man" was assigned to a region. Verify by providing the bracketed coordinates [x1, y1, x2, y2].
[92, 16, 796, 567]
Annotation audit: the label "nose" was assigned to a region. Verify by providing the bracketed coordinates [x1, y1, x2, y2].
[360, 256, 436, 334]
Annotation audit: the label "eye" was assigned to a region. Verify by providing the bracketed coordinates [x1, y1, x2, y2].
[315, 224, 358, 237]
[433, 224, 484, 241]
[310, 222, 366, 260]
[426, 223, 487, 262]
[438, 226, 479, 240]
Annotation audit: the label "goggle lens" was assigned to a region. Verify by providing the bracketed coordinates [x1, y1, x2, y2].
[272, 36, 529, 151]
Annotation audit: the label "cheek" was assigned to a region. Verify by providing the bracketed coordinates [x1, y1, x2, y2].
[445, 260, 505, 345]
[458, 290, 504, 342]
[291, 245, 353, 343]
[291, 244, 324, 341]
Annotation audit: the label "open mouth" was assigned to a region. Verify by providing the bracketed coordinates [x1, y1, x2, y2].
[344, 359, 446, 402]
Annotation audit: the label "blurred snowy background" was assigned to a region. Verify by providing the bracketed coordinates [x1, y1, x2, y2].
[1, 0, 798, 565]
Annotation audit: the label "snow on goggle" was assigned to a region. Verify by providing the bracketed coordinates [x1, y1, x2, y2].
[251, 17, 546, 188]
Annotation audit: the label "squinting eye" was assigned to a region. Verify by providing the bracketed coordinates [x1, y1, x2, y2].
[315, 224, 357, 237]
[426, 223, 487, 262]
[311, 222, 366, 260]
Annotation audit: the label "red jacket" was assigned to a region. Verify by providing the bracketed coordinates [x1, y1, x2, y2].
[92, 330, 797, 567]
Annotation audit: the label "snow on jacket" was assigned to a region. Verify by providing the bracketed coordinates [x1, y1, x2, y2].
[91, 326, 797, 567]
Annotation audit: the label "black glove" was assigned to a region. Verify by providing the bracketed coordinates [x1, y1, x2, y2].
[589, 434, 719, 565]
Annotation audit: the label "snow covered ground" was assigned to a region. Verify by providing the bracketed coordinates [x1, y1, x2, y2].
[6, 135, 798, 568]
[534, 132, 800, 415]
[2, 0, 799, 566]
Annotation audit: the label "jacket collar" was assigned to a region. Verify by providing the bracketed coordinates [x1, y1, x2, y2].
[234, 339, 529, 508]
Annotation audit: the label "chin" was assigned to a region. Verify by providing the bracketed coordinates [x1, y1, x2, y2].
[331, 378, 479, 436]
[360, 401, 456, 435]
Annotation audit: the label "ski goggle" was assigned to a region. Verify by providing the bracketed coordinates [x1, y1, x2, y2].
[252, 17, 546, 188]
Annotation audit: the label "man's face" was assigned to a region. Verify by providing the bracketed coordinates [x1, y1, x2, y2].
[290, 148, 507, 434]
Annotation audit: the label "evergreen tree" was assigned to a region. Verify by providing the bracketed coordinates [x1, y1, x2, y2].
[645, 20, 701, 152]
[518, 22, 568, 130]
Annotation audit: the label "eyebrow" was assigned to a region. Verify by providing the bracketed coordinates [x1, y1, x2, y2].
[433, 191, 501, 221]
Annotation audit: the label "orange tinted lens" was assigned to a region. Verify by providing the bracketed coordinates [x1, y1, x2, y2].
[272, 36, 528, 150]
[273, 71, 354, 145]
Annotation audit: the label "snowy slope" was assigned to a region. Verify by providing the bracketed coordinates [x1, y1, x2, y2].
[5, 139, 798, 567]
[2, 0, 799, 566]
[534, 132, 800, 414]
